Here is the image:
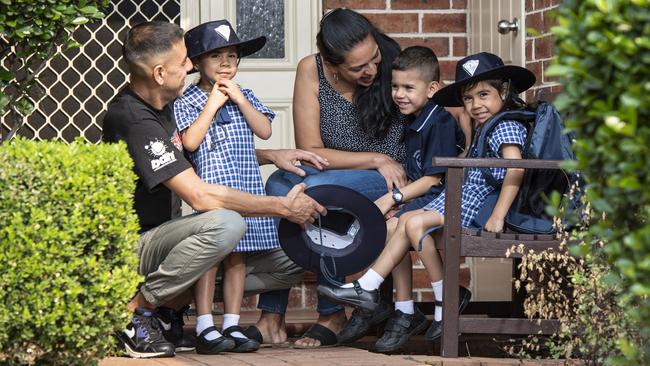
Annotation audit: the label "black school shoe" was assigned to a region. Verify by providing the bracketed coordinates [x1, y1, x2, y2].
[425, 286, 472, 341]
[223, 326, 260, 352]
[337, 302, 393, 344]
[374, 308, 429, 353]
[317, 281, 379, 311]
[195, 326, 235, 354]
[155, 306, 196, 352]
[115, 307, 175, 358]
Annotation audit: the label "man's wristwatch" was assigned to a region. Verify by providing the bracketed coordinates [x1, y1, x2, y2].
[392, 186, 404, 204]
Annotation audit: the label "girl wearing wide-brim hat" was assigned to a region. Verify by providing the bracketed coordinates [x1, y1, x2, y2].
[319, 52, 538, 341]
[173, 19, 274, 354]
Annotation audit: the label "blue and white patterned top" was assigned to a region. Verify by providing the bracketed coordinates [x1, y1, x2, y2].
[424, 120, 527, 227]
[174, 83, 278, 252]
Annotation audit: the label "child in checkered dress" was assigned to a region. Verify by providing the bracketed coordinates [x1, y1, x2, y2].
[173, 20, 274, 352]
[320, 52, 536, 342]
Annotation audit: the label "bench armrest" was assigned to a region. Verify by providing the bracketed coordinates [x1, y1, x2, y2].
[432, 157, 564, 170]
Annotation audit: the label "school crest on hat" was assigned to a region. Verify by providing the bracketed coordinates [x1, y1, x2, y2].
[462, 59, 479, 76]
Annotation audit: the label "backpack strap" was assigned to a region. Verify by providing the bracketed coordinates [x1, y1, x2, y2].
[474, 110, 535, 188]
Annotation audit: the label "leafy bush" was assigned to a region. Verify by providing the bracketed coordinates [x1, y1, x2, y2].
[525, 0, 650, 363]
[506, 205, 643, 363]
[0, 0, 108, 141]
[0, 138, 141, 365]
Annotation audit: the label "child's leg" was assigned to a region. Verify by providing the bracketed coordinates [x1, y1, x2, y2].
[223, 252, 247, 338]
[392, 253, 414, 314]
[405, 210, 445, 321]
[343, 210, 423, 291]
[194, 266, 222, 340]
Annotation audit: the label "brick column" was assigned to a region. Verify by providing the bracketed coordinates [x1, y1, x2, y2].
[525, 0, 561, 101]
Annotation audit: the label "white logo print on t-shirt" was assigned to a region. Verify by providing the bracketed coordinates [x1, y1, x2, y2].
[145, 139, 177, 171]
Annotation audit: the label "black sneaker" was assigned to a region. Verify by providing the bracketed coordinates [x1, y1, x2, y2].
[115, 307, 175, 358]
[375, 308, 429, 353]
[337, 302, 393, 344]
[155, 306, 196, 352]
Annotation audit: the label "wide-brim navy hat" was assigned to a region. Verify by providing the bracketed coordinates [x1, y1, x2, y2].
[185, 20, 266, 61]
[433, 52, 536, 107]
[278, 185, 387, 277]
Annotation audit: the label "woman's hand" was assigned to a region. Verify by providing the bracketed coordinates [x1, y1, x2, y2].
[262, 148, 329, 177]
[374, 154, 407, 192]
[484, 215, 505, 233]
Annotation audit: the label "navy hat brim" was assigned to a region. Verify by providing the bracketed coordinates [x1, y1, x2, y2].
[188, 36, 266, 60]
[433, 65, 536, 107]
[278, 185, 387, 277]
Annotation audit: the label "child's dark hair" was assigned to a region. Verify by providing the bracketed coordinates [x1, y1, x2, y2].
[316, 8, 400, 139]
[392, 46, 440, 83]
[462, 78, 533, 112]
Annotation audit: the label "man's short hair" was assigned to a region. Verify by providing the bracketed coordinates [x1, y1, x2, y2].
[392, 46, 440, 83]
[122, 21, 184, 73]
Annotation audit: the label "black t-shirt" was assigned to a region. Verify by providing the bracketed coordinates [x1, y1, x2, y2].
[102, 87, 193, 233]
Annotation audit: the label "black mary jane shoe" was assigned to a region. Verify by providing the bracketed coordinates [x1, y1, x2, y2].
[223, 325, 261, 353]
[425, 286, 473, 341]
[195, 326, 235, 354]
[316, 281, 379, 311]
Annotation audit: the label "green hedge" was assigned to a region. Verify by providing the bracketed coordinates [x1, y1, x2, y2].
[0, 138, 141, 365]
[549, 0, 650, 363]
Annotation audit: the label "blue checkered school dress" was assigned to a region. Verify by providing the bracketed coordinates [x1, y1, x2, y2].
[174, 84, 278, 252]
[423, 120, 527, 227]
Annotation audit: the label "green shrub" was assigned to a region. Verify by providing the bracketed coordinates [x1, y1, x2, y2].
[543, 0, 650, 363]
[0, 138, 141, 365]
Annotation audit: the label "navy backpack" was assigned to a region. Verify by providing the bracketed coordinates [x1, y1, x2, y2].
[470, 102, 579, 234]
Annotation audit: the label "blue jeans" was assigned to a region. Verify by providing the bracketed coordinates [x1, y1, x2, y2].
[257, 166, 388, 315]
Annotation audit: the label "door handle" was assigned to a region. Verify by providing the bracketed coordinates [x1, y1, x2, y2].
[497, 18, 519, 34]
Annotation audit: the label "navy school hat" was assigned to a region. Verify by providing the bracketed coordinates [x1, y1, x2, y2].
[433, 52, 536, 107]
[184, 19, 266, 61]
[278, 185, 387, 277]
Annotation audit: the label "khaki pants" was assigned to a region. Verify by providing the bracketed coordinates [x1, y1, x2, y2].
[213, 247, 305, 302]
[137, 209, 245, 306]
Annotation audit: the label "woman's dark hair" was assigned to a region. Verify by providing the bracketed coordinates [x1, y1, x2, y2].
[316, 9, 400, 139]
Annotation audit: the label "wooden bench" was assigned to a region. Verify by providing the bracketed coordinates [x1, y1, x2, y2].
[432, 157, 565, 357]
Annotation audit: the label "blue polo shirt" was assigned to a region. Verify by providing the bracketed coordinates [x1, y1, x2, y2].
[405, 100, 465, 197]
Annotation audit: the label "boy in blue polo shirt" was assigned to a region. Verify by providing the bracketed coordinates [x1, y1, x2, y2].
[334, 46, 466, 353]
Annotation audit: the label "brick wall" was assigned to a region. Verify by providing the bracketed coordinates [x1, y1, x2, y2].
[525, 0, 561, 101]
[324, 0, 469, 82]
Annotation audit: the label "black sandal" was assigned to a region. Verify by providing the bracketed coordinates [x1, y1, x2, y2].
[293, 323, 338, 349]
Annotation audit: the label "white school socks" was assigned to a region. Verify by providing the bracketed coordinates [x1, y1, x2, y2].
[395, 300, 414, 315]
[341, 268, 384, 291]
[432, 280, 443, 321]
[222, 313, 246, 338]
[196, 314, 222, 340]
